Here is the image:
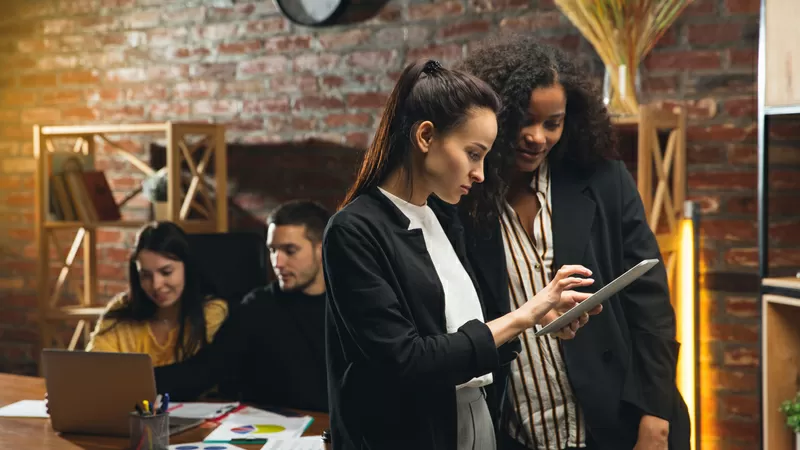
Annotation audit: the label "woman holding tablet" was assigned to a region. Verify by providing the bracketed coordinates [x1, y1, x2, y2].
[323, 59, 596, 450]
[458, 36, 690, 450]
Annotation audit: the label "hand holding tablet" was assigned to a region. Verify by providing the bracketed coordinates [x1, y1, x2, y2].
[535, 259, 660, 337]
[541, 290, 600, 340]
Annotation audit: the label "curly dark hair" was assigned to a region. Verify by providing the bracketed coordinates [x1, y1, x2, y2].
[456, 34, 618, 222]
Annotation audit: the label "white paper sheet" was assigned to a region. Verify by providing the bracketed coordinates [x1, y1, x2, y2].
[226, 407, 287, 420]
[260, 436, 322, 450]
[0, 400, 49, 418]
[169, 443, 245, 450]
[203, 411, 313, 443]
[167, 402, 240, 419]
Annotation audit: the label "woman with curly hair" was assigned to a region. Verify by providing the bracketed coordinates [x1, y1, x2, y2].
[457, 36, 690, 450]
[323, 59, 597, 450]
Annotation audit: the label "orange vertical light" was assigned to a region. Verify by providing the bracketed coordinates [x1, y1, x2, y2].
[676, 201, 697, 450]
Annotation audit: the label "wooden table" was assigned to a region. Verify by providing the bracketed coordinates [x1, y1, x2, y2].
[0, 373, 329, 449]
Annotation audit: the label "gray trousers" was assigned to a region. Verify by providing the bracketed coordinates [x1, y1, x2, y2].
[456, 387, 497, 450]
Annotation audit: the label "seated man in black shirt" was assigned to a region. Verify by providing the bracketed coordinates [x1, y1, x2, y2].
[155, 200, 331, 412]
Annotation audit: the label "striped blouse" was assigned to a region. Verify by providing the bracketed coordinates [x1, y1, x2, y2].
[500, 158, 586, 449]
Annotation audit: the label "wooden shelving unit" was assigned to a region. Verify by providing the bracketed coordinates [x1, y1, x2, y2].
[613, 103, 694, 448]
[762, 282, 800, 450]
[611, 103, 688, 296]
[758, 0, 800, 447]
[33, 122, 228, 353]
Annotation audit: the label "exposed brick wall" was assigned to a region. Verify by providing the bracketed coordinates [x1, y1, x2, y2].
[0, 0, 797, 448]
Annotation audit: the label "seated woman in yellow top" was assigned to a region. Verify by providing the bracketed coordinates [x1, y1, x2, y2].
[86, 221, 228, 367]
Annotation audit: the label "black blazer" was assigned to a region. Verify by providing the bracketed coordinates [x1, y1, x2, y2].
[323, 189, 517, 450]
[462, 159, 690, 450]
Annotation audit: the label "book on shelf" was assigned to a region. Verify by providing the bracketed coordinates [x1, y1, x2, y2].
[79, 171, 121, 221]
[49, 174, 76, 221]
[63, 171, 97, 222]
[47, 152, 121, 223]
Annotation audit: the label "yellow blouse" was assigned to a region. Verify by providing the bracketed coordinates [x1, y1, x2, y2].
[86, 293, 229, 367]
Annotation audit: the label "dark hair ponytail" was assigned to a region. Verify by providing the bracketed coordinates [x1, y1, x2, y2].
[340, 59, 501, 208]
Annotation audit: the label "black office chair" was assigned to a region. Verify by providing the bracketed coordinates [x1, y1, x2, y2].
[182, 231, 268, 400]
[186, 231, 268, 307]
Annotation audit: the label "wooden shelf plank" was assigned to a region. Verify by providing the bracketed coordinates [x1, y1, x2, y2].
[44, 220, 147, 229]
[763, 277, 800, 292]
[764, 293, 800, 308]
[45, 220, 222, 231]
[46, 307, 105, 320]
[611, 110, 680, 129]
[40, 122, 221, 136]
[764, 104, 800, 116]
[41, 123, 169, 136]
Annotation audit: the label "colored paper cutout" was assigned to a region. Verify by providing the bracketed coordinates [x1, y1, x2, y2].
[230, 424, 287, 434]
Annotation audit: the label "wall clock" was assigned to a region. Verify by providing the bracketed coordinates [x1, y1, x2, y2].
[274, 0, 348, 26]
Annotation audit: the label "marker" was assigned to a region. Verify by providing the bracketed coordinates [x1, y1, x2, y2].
[134, 403, 144, 416]
[143, 400, 150, 415]
[229, 438, 267, 445]
[155, 394, 162, 413]
[214, 403, 237, 416]
[160, 393, 170, 414]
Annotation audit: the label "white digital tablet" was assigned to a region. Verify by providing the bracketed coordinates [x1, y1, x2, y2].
[534, 259, 660, 337]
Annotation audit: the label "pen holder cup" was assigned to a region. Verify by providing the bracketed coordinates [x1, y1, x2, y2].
[129, 412, 169, 450]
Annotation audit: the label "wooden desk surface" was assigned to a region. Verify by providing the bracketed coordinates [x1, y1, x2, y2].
[0, 373, 329, 449]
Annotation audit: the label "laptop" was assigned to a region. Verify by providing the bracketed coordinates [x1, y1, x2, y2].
[41, 349, 203, 437]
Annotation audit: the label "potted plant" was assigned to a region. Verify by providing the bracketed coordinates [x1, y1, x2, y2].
[554, 0, 691, 115]
[142, 168, 169, 221]
[780, 391, 800, 450]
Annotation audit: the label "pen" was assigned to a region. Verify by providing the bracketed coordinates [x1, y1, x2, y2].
[160, 393, 170, 414]
[215, 404, 236, 415]
[134, 403, 144, 416]
[154, 394, 162, 414]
